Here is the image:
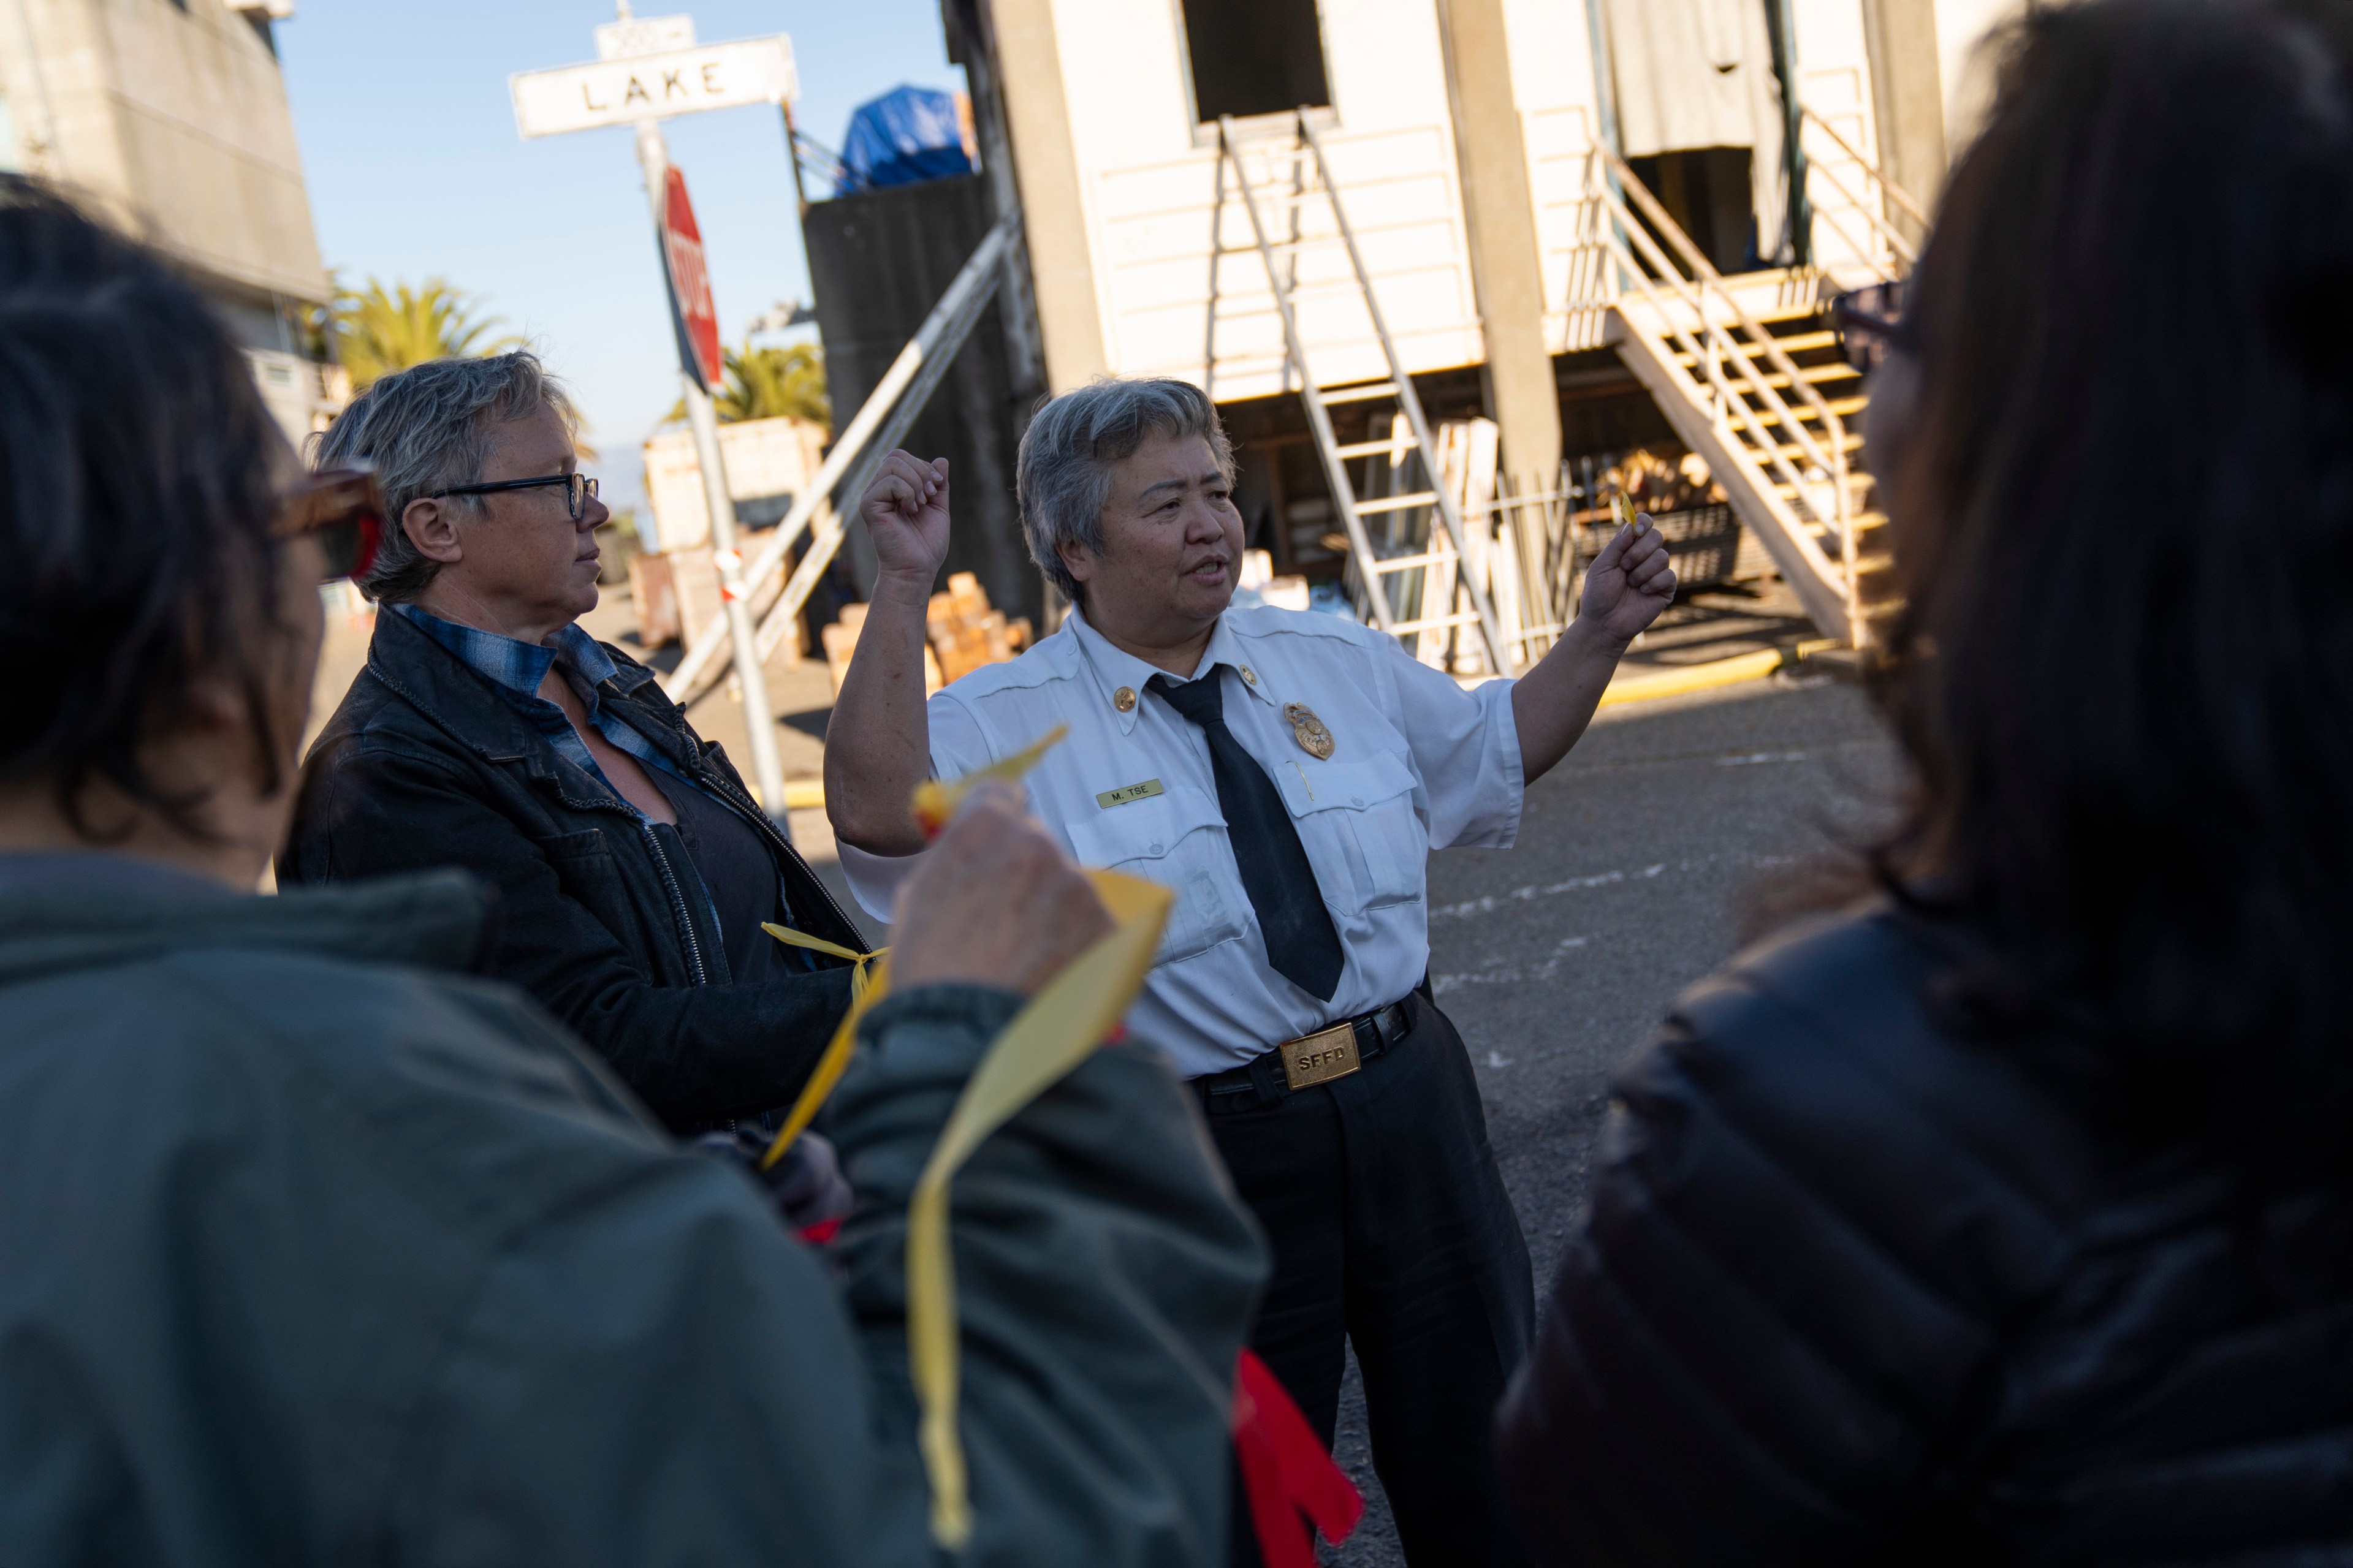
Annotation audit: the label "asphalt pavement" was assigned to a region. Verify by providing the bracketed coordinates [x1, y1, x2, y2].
[1323, 668, 1904, 1566]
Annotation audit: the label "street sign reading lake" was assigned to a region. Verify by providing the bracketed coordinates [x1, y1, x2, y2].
[509, 36, 796, 140]
[658, 167, 724, 392]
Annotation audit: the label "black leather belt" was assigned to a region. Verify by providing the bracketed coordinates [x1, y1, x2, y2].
[1195, 996, 1416, 1112]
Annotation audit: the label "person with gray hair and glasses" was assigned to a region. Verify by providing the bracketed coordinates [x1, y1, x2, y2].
[824, 377, 1678, 1567]
[284, 352, 868, 1138]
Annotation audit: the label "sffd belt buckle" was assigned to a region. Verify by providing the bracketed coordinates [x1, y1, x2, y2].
[1280, 1020, 1361, 1091]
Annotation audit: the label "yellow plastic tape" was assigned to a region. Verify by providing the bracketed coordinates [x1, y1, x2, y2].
[757, 928, 890, 1168]
[757, 725, 1073, 1167]
[906, 866, 1173, 1550]
[758, 727, 1160, 1548]
[911, 724, 1070, 837]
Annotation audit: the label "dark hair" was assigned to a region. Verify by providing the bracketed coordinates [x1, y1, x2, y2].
[0, 177, 294, 836]
[1874, 0, 2353, 1131]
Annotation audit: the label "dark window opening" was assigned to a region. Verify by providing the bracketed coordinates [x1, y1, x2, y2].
[1625, 147, 1757, 278]
[1181, 0, 1331, 124]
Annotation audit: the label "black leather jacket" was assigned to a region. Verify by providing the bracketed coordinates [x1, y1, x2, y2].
[1499, 903, 2353, 1566]
[284, 607, 862, 1131]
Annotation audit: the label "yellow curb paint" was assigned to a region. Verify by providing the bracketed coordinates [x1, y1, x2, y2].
[1595, 638, 1848, 709]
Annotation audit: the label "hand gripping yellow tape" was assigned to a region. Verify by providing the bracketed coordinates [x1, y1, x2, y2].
[910, 724, 1069, 837]
[907, 865, 1171, 1549]
[758, 728, 1171, 1549]
[755, 724, 1070, 1168]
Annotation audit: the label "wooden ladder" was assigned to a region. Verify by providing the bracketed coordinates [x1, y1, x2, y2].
[1215, 110, 1517, 676]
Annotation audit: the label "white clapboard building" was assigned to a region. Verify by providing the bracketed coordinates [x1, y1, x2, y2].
[951, 0, 2021, 657]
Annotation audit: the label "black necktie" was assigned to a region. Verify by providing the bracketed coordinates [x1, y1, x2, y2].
[1149, 670, 1345, 1001]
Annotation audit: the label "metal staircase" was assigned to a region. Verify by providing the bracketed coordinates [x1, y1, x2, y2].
[1214, 111, 1517, 676]
[1577, 126, 1919, 647]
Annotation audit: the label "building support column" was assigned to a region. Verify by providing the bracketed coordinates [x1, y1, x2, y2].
[1861, 0, 1948, 244]
[1433, 0, 1562, 488]
[982, 0, 1108, 393]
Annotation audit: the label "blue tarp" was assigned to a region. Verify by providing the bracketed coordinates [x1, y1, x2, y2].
[835, 85, 972, 196]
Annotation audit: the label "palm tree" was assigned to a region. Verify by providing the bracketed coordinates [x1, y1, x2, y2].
[667, 341, 831, 428]
[330, 277, 523, 390]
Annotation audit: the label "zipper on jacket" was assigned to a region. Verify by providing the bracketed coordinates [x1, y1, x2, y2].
[698, 756, 866, 946]
[605, 673, 867, 953]
[637, 820, 710, 987]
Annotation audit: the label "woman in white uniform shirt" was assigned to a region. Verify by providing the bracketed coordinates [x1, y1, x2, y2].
[827, 379, 1674, 1567]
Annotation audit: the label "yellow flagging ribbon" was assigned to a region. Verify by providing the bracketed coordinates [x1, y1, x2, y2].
[908, 865, 1172, 1550]
[755, 724, 1070, 1167]
[757, 927, 891, 1168]
[911, 724, 1069, 837]
[760, 727, 1167, 1549]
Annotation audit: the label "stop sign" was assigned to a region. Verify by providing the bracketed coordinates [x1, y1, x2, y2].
[658, 165, 724, 392]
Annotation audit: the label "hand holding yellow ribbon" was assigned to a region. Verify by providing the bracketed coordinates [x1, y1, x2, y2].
[759, 727, 1169, 1549]
[907, 865, 1170, 1549]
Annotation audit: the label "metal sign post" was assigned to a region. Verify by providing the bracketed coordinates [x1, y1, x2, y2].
[511, 7, 799, 827]
[643, 134, 791, 827]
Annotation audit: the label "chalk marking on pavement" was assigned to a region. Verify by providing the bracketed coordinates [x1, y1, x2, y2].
[1431, 861, 1671, 922]
[1435, 934, 1594, 997]
[1554, 734, 1887, 781]
[1429, 852, 1801, 927]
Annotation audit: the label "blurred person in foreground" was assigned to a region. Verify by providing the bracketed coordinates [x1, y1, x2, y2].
[0, 178, 1262, 1565]
[281, 352, 864, 1135]
[1497, 1, 2353, 1560]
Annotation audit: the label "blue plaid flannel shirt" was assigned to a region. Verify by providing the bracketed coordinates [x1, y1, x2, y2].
[390, 604, 690, 814]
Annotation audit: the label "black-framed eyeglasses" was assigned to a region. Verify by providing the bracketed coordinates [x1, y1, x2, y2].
[428, 471, 599, 520]
[1831, 281, 1915, 376]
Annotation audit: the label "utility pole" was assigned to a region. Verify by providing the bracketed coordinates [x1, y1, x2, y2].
[633, 117, 793, 829]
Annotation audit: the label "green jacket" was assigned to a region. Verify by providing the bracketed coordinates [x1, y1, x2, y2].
[0, 854, 1264, 1565]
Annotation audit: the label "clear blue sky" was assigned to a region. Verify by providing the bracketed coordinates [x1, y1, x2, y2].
[276, 1, 967, 513]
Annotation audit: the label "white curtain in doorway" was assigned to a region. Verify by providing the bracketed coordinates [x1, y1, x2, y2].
[1602, 0, 1792, 262]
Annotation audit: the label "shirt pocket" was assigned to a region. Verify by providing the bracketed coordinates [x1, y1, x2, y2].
[1277, 751, 1427, 914]
[1066, 786, 1249, 965]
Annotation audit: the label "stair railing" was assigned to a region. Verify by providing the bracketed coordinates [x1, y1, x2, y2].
[1587, 147, 1860, 634]
[1798, 107, 1925, 274]
[1800, 105, 1929, 229]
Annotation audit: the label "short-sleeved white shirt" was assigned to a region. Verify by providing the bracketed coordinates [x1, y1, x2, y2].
[840, 604, 1524, 1077]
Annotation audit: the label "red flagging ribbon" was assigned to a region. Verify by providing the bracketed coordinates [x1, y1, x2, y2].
[1233, 1348, 1363, 1567]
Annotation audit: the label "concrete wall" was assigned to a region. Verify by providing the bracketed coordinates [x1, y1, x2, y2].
[0, 0, 329, 316]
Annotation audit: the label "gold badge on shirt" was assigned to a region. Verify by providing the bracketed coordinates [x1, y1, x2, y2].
[1283, 702, 1336, 760]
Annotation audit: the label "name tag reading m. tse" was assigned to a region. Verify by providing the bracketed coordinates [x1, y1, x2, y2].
[1096, 778, 1165, 809]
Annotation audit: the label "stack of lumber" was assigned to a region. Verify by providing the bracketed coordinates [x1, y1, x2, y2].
[821, 604, 944, 699]
[926, 572, 1033, 684]
[818, 572, 1033, 697]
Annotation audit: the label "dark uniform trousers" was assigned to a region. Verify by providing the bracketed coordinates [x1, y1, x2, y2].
[1199, 990, 1534, 1567]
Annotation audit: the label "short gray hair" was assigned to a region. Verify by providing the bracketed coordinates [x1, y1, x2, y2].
[311, 350, 576, 604]
[1016, 377, 1234, 602]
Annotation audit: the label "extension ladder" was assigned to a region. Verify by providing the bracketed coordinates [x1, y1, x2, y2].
[1214, 110, 1516, 676]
